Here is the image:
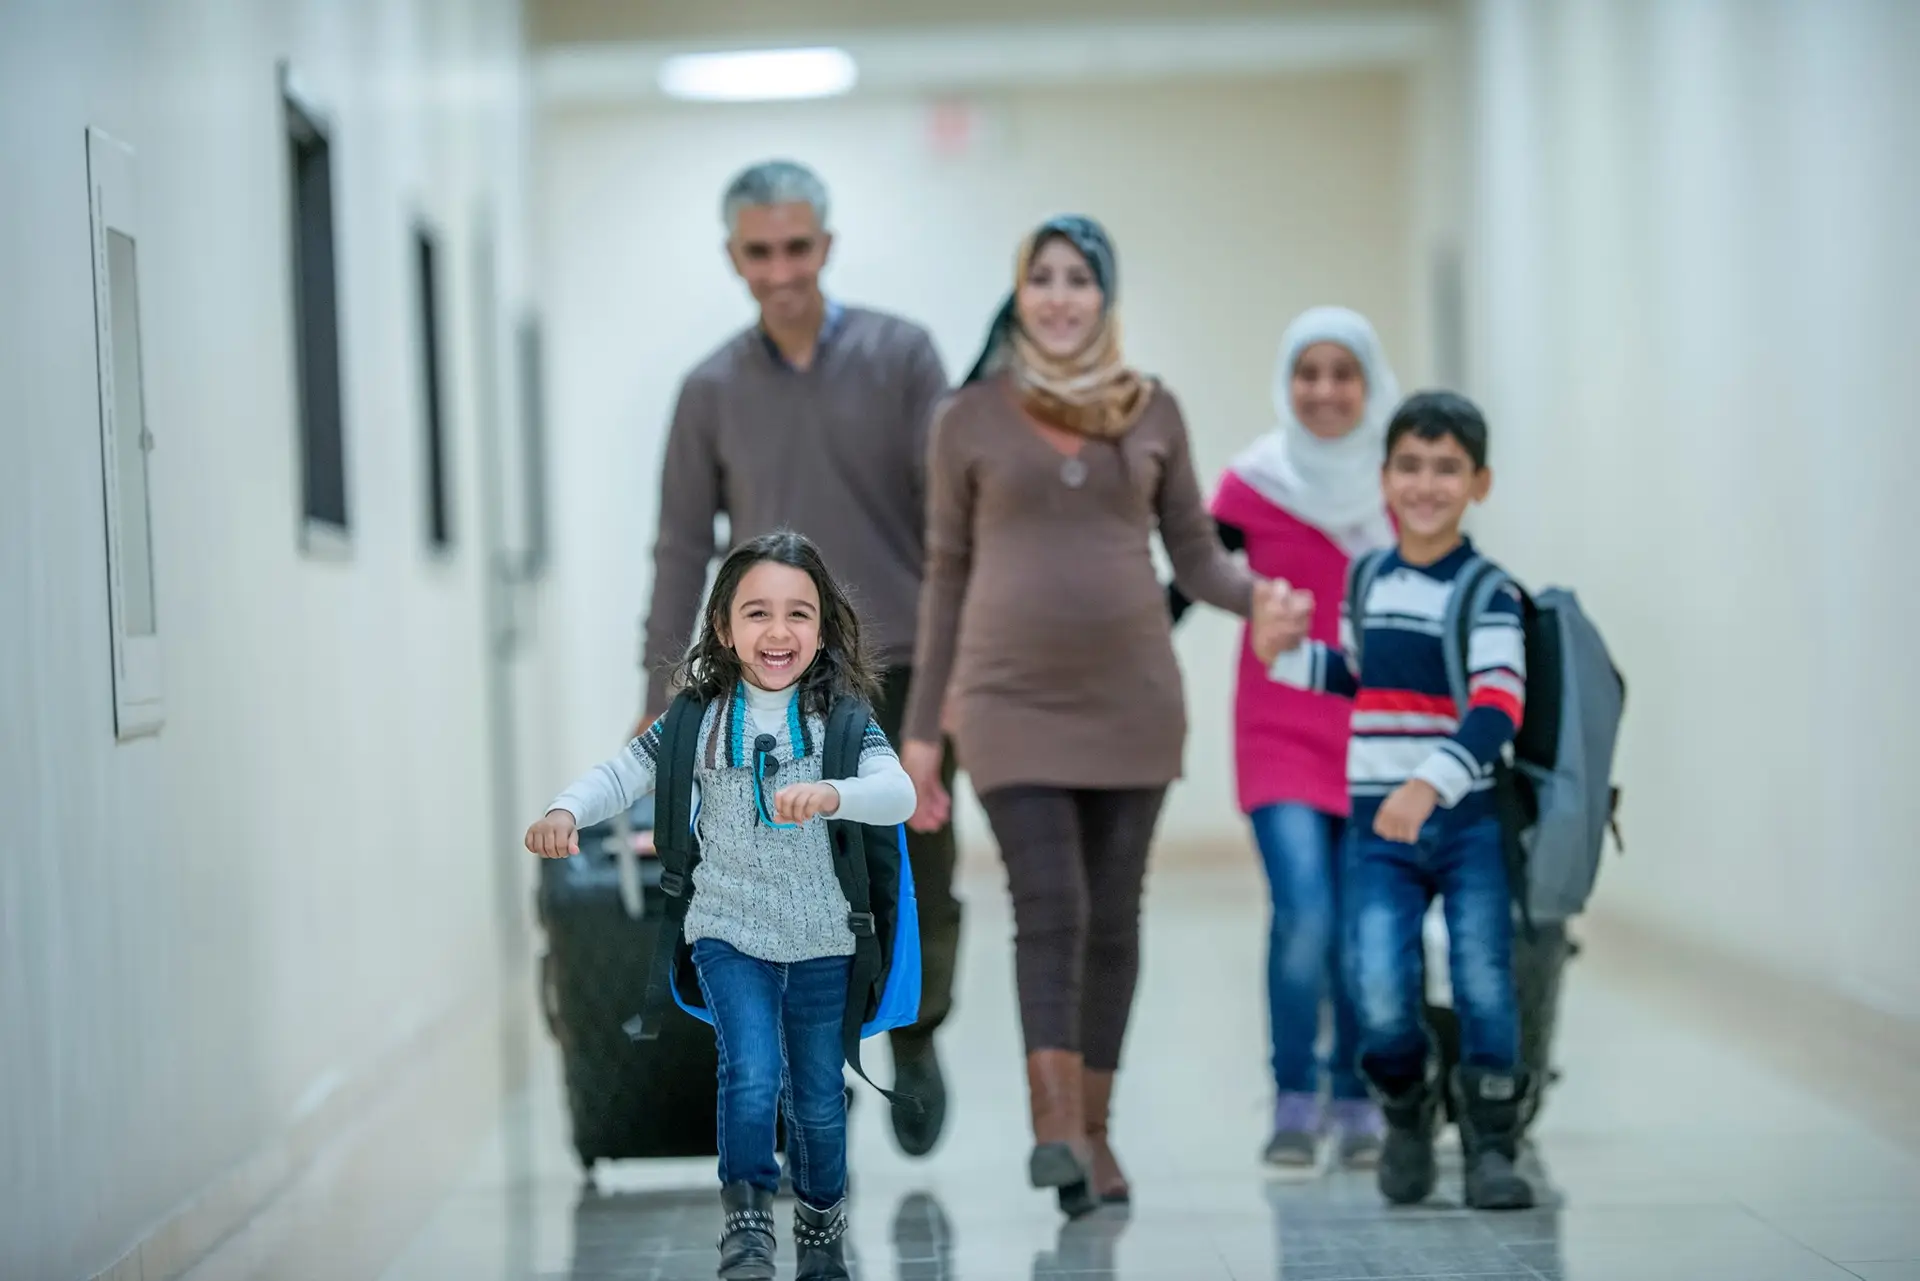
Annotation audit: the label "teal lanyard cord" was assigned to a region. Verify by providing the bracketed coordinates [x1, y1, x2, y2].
[754, 743, 799, 829]
[736, 682, 804, 829]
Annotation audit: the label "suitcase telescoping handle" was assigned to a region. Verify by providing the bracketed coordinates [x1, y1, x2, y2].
[626, 693, 704, 1043]
[610, 805, 645, 920]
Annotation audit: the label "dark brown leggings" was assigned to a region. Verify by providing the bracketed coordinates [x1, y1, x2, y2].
[979, 785, 1168, 1072]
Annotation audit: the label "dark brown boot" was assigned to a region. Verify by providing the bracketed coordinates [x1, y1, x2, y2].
[1082, 1068, 1130, 1205]
[1025, 1050, 1098, 1217]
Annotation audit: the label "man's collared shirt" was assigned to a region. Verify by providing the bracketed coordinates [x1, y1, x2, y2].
[758, 299, 846, 371]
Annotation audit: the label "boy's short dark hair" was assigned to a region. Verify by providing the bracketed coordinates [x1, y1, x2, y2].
[1384, 390, 1489, 469]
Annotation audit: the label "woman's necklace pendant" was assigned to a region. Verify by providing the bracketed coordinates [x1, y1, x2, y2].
[1060, 456, 1089, 489]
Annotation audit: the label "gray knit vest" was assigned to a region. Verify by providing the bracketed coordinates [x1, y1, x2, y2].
[679, 697, 857, 963]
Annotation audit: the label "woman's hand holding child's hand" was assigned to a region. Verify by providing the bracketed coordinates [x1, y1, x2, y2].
[526, 810, 579, 859]
[772, 782, 841, 825]
[1251, 576, 1279, 619]
[1251, 578, 1315, 665]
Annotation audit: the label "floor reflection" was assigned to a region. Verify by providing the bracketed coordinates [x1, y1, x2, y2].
[560, 1184, 1144, 1280]
[1026, 1209, 1131, 1280]
[553, 1167, 1565, 1281]
[566, 1186, 716, 1279]
[886, 1191, 955, 1281]
[279, 863, 1920, 1281]
[1264, 1146, 1563, 1280]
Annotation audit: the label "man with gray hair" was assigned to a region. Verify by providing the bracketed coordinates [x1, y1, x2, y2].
[640, 159, 960, 1158]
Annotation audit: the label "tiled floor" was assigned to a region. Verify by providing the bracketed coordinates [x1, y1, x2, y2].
[186, 859, 1920, 1281]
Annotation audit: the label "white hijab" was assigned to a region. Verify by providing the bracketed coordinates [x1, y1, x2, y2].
[1230, 306, 1399, 557]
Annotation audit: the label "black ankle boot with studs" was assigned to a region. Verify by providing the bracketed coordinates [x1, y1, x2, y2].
[794, 1197, 852, 1280]
[716, 1182, 776, 1281]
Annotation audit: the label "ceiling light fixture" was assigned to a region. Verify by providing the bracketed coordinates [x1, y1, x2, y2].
[658, 47, 858, 102]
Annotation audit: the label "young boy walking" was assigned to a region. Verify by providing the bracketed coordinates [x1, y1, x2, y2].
[1252, 390, 1534, 1210]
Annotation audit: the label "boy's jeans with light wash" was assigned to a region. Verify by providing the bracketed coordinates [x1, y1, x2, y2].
[691, 938, 852, 1209]
[1343, 814, 1521, 1094]
[1248, 802, 1366, 1101]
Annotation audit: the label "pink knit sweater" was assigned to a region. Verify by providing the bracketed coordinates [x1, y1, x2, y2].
[1211, 470, 1359, 817]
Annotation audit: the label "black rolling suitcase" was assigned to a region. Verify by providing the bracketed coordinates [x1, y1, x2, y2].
[536, 796, 719, 1167]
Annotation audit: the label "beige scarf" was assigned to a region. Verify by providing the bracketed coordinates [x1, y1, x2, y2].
[1005, 239, 1155, 440]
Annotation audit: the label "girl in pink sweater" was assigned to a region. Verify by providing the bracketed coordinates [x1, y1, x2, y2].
[1171, 307, 1400, 1169]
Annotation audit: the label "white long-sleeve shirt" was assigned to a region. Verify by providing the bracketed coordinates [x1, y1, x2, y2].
[552, 680, 915, 830]
[548, 680, 916, 962]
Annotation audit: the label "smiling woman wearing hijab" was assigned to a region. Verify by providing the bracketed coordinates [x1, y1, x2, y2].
[1169, 306, 1401, 1173]
[900, 215, 1271, 1216]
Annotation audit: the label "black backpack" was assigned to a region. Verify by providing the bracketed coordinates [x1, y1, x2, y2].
[625, 689, 922, 1101]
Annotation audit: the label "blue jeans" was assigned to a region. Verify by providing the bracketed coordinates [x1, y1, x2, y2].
[1343, 814, 1519, 1094]
[691, 938, 851, 1208]
[1249, 803, 1364, 1100]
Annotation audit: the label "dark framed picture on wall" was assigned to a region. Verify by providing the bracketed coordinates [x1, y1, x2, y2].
[414, 219, 453, 551]
[280, 63, 351, 556]
[516, 314, 549, 578]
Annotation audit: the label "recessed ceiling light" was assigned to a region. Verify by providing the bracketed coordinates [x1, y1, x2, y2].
[658, 47, 858, 102]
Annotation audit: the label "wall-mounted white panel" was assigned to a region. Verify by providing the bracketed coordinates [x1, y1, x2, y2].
[86, 126, 165, 740]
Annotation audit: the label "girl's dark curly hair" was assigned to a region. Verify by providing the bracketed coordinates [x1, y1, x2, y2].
[667, 529, 880, 718]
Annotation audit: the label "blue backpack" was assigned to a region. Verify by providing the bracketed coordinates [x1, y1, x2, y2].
[1348, 551, 1627, 926]
[626, 690, 923, 1099]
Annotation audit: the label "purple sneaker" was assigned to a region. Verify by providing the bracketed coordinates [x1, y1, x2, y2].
[1330, 1098, 1386, 1168]
[1262, 1091, 1324, 1168]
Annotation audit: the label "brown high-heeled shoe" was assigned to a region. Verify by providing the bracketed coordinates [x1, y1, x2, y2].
[1083, 1067, 1130, 1204]
[1025, 1049, 1099, 1217]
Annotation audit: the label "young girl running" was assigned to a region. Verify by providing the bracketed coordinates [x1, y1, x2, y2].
[526, 531, 916, 1281]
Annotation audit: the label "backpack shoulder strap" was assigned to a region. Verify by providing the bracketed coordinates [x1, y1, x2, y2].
[820, 695, 910, 1106]
[1441, 556, 1510, 716]
[822, 695, 869, 782]
[628, 690, 707, 1042]
[1345, 549, 1389, 675]
[1444, 561, 1537, 936]
[651, 690, 706, 883]
[821, 694, 878, 944]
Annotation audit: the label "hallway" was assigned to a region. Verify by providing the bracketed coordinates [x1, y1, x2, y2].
[10, 4, 1920, 1279]
[175, 858, 1920, 1281]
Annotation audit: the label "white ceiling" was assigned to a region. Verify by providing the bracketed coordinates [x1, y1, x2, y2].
[535, 11, 1444, 107]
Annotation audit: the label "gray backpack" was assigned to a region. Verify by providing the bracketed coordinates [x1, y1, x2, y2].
[1347, 552, 1626, 924]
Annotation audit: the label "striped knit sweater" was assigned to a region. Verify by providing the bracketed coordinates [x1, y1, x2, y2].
[548, 680, 915, 962]
[1267, 539, 1525, 829]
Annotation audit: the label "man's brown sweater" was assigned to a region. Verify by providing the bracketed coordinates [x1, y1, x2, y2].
[642, 305, 948, 717]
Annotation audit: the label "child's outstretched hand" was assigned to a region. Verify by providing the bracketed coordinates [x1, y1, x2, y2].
[772, 782, 841, 825]
[1373, 780, 1439, 844]
[1251, 579, 1315, 665]
[526, 810, 579, 859]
